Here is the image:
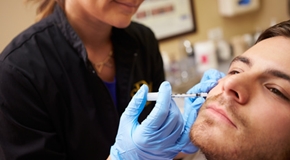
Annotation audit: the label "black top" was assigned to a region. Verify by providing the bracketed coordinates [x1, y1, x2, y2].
[0, 5, 165, 160]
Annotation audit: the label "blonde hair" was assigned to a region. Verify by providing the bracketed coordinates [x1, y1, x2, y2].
[24, 0, 64, 22]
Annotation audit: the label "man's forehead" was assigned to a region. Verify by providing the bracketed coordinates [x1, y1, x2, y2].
[238, 37, 290, 67]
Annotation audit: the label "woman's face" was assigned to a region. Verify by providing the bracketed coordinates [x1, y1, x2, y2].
[66, 0, 144, 28]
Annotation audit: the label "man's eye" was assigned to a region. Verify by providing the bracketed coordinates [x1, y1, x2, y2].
[268, 88, 289, 101]
[228, 70, 240, 75]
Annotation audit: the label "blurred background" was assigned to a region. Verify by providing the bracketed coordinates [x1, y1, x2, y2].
[1, 0, 289, 94]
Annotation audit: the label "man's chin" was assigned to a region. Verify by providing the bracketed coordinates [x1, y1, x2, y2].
[190, 119, 212, 150]
[189, 119, 229, 159]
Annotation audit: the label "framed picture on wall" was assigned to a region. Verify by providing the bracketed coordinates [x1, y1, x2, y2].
[132, 0, 196, 41]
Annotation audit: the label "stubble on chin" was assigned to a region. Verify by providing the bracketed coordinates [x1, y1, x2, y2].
[189, 95, 217, 148]
[190, 115, 225, 160]
[189, 94, 290, 160]
[189, 93, 250, 159]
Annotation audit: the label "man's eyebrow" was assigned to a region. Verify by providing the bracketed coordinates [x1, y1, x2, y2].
[230, 56, 252, 67]
[266, 69, 290, 83]
[231, 56, 290, 82]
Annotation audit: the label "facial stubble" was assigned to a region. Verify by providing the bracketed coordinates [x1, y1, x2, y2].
[189, 94, 290, 160]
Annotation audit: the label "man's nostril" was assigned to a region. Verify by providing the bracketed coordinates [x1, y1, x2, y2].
[235, 92, 239, 98]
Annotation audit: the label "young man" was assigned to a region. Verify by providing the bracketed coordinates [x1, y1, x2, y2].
[190, 20, 290, 160]
[108, 20, 290, 160]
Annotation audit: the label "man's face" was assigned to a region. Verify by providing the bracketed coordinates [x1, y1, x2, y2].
[190, 36, 290, 160]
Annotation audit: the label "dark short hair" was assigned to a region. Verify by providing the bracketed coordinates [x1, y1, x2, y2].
[256, 20, 290, 43]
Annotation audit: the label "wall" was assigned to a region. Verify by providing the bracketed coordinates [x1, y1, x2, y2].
[0, 1, 37, 52]
[1, 0, 289, 54]
[159, 0, 290, 60]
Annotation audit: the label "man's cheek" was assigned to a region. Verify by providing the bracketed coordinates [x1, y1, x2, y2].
[208, 82, 222, 97]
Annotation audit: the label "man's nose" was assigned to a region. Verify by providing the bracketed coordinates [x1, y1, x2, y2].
[221, 73, 251, 104]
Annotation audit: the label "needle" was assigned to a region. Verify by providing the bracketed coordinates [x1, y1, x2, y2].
[147, 92, 208, 101]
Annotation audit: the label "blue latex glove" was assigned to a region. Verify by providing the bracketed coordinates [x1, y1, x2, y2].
[181, 69, 225, 154]
[110, 81, 191, 160]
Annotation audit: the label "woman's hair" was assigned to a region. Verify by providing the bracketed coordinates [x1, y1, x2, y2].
[256, 20, 290, 43]
[24, 0, 64, 22]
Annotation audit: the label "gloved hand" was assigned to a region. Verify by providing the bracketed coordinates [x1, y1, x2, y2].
[110, 81, 191, 160]
[181, 69, 225, 154]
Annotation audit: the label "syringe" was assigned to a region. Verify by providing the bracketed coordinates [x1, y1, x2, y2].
[147, 92, 208, 101]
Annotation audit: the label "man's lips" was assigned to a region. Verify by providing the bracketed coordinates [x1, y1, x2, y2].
[207, 107, 237, 128]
